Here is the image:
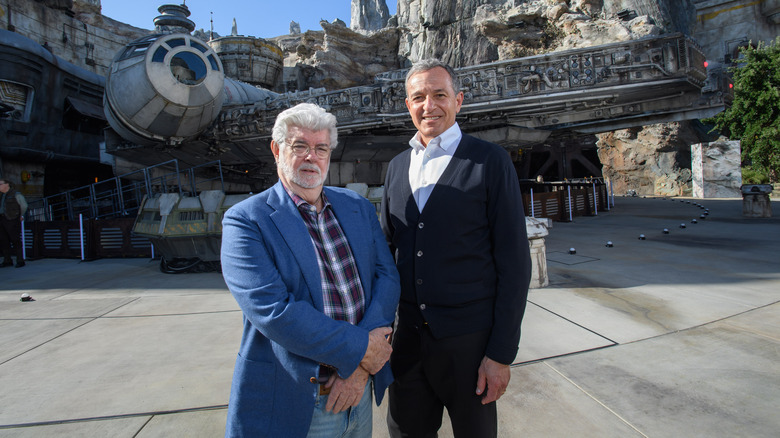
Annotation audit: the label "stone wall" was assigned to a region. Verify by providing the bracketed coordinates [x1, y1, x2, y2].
[1, 0, 147, 76]
[596, 122, 708, 196]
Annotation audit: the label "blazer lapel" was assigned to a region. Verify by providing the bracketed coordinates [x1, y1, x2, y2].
[267, 182, 324, 311]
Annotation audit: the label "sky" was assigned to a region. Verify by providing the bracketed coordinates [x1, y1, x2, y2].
[101, 0, 397, 40]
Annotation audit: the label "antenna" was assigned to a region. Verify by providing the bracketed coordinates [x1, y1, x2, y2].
[210, 11, 214, 40]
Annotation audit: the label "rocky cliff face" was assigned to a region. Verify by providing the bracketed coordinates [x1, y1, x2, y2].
[389, 0, 695, 67]
[2, 0, 147, 75]
[351, 0, 391, 32]
[286, 0, 690, 87]
[272, 1, 711, 196]
[597, 122, 709, 196]
[272, 21, 401, 91]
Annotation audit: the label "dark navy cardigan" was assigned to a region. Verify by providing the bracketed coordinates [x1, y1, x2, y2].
[381, 134, 531, 364]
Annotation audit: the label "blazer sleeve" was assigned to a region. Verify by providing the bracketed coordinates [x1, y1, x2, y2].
[356, 198, 400, 331]
[221, 203, 370, 378]
[484, 145, 532, 365]
[380, 163, 396, 254]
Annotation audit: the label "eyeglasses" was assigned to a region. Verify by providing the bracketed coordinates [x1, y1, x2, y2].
[290, 144, 331, 159]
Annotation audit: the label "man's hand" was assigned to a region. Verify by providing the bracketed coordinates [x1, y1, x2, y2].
[359, 327, 392, 375]
[475, 356, 510, 405]
[325, 366, 370, 413]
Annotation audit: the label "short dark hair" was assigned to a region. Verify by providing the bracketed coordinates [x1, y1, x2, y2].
[405, 59, 460, 95]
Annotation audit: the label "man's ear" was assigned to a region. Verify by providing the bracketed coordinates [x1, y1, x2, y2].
[270, 140, 280, 161]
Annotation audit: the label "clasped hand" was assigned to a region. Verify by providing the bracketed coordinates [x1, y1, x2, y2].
[324, 327, 392, 413]
[359, 326, 392, 374]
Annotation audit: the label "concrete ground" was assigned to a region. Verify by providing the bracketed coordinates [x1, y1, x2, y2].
[0, 196, 778, 437]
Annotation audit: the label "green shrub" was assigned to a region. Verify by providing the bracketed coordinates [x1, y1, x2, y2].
[742, 166, 770, 184]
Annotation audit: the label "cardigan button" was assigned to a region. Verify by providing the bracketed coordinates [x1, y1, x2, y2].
[310, 377, 317, 383]
[419, 304, 426, 310]
[416, 278, 423, 285]
[416, 250, 423, 257]
[418, 222, 424, 229]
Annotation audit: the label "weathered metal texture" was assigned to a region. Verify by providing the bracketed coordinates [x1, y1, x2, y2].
[102, 32, 727, 186]
[209, 35, 283, 89]
[132, 190, 250, 261]
[763, 0, 780, 23]
[0, 29, 106, 164]
[103, 33, 226, 146]
[319, 32, 715, 135]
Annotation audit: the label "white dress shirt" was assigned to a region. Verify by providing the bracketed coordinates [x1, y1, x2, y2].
[408, 123, 463, 212]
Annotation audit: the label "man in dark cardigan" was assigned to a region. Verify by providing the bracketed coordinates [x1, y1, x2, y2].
[381, 59, 532, 437]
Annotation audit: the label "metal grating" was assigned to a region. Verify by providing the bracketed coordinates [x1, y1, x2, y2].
[43, 229, 62, 249]
[99, 227, 124, 249]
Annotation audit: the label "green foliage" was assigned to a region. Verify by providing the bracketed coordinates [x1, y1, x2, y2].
[705, 37, 780, 182]
[742, 166, 770, 184]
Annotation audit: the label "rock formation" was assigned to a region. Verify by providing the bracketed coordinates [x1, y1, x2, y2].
[273, 21, 401, 91]
[351, 0, 391, 32]
[282, 0, 688, 88]
[596, 122, 719, 196]
[691, 137, 742, 198]
[3, 0, 148, 75]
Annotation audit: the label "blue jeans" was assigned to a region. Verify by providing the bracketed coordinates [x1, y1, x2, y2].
[306, 379, 373, 438]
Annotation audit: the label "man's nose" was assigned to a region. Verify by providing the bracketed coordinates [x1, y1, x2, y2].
[423, 96, 436, 111]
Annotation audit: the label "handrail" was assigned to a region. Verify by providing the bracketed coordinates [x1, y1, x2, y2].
[26, 159, 224, 222]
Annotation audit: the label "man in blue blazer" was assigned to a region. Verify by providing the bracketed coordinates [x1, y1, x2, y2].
[221, 103, 400, 437]
[381, 59, 532, 437]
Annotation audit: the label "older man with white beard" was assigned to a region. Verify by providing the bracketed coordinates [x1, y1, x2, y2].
[221, 103, 401, 438]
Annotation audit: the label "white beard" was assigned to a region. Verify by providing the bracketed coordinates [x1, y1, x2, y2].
[278, 154, 328, 189]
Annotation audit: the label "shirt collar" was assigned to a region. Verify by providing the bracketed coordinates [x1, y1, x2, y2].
[282, 183, 330, 213]
[409, 122, 462, 152]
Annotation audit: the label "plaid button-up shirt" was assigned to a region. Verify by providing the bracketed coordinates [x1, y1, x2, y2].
[285, 185, 366, 324]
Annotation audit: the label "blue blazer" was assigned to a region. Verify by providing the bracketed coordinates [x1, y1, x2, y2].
[221, 182, 400, 437]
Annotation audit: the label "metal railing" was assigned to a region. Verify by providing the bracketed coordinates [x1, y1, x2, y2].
[520, 178, 614, 221]
[26, 160, 224, 222]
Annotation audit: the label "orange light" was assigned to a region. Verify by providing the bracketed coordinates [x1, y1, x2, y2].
[703, 61, 709, 68]
[94, 177, 99, 183]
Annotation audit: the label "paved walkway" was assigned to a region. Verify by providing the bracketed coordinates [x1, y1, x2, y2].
[0, 196, 778, 437]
